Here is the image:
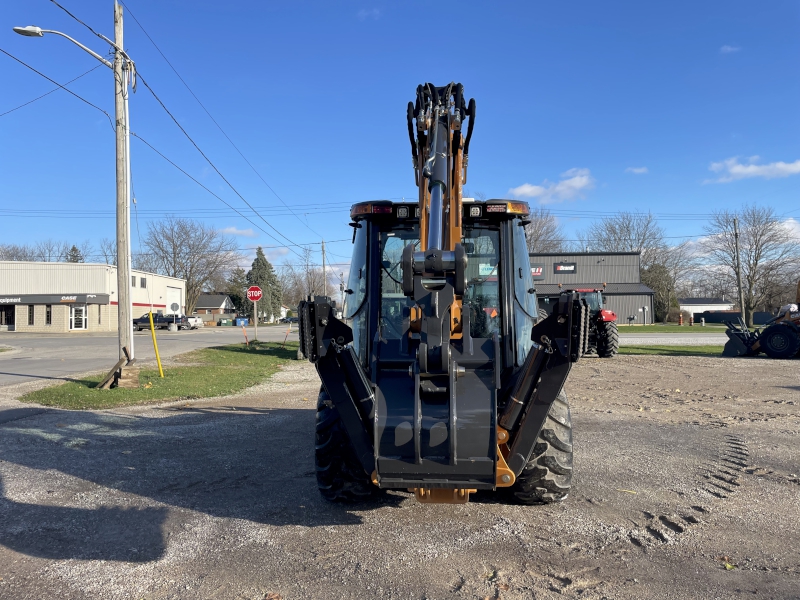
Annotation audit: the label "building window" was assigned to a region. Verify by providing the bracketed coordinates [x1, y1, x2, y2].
[131, 276, 137, 287]
[140, 277, 147, 288]
[98, 305, 102, 325]
[46, 305, 52, 325]
[28, 305, 34, 326]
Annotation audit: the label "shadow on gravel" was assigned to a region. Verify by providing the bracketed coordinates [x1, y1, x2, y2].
[0, 475, 167, 562]
[0, 404, 399, 562]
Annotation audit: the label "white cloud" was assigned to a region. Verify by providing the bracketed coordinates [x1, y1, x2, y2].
[266, 247, 290, 261]
[508, 168, 595, 204]
[705, 156, 800, 183]
[625, 166, 648, 174]
[220, 226, 257, 237]
[357, 8, 380, 20]
[720, 45, 740, 54]
[783, 217, 800, 238]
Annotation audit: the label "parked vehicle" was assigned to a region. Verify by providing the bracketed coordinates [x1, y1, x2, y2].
[182, 315, 203, 329]
[133, 313, 187, 331]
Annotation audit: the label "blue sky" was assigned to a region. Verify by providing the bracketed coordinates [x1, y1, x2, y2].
[1, 1, 798, 270]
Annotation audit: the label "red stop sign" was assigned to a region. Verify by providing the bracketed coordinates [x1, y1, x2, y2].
[246, 286, 263, 302]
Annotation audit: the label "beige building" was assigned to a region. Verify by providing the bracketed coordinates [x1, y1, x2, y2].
[0, 261, 186, 333]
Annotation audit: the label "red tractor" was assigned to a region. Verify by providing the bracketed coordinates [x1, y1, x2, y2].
[539, 288, 618, 358]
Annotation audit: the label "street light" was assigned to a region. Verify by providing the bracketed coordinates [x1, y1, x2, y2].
[13, 2, 135, 362]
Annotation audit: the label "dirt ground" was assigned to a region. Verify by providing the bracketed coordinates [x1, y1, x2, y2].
[0, 355, 798, 600]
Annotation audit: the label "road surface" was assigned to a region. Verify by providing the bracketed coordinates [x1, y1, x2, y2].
[0, 325, 299, 388]
[619, 333, 728, 346]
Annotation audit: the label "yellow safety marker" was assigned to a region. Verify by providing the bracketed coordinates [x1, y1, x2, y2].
[148, 311, 165, 378]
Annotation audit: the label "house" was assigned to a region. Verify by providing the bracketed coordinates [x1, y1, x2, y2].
[678, 297, 735, 314]
[194, 294, 236, 315]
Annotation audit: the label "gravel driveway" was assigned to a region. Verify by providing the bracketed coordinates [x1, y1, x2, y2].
[0, 355, 798, 599]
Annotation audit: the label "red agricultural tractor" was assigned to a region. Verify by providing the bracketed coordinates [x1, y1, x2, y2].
[539, 288, 618, 358]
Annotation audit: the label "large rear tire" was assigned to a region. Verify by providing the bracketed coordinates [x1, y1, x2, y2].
[538, 307, 549, 322]
[760, 324, 800, 359]
[510, 391, 573, 505]
[315, 387, 376, 502]
[596, 320, 619, 358]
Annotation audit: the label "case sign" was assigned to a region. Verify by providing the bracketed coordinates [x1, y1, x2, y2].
[554, 262, 577, 274]
[530, 263, 546, 280]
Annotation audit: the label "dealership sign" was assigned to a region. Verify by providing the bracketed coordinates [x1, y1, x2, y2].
[530, 263, 546, 280]
[0, 294, 109, 305]
[554, 262, 577, 274]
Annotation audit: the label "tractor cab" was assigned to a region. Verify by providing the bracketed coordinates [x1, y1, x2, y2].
[345, 199, 540, 374]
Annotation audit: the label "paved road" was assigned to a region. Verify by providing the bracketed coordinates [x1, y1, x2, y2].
[0, 325, 299, 388]
[620, 332, 728, 346]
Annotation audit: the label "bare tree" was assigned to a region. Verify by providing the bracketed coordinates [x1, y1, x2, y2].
[701, 205, 800, 325]
[33, 239, 63, 262]
[525, 207, 565, 253]
[0, 243, 36, 261]
[99, 238, 117, 265]
[142, 216, 241, 313]
[580, 211, 666, 269]
[279, 247, 326, 309]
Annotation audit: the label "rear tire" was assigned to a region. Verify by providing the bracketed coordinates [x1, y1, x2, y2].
[511, 391, 573, 505]
[315, 387, 376, 502]
[596, 320, 619, 358]
[760, 324, 800, 359]
[538, 308, 549, 322]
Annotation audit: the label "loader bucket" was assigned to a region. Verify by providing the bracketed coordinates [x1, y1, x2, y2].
[723, 330, 752, 357]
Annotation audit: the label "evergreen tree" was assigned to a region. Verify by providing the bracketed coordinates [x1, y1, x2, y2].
[246, 247, 273, 321]
[226, 267, 249, 314]
[65, 245, 84, 263]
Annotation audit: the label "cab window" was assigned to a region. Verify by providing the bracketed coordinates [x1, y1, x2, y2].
[463, 226, 502, 340]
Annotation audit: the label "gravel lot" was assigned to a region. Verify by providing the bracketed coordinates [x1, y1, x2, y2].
[0, 355, 798, 599]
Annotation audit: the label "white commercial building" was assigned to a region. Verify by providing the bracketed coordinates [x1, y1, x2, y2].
[0, 261, 186, 333]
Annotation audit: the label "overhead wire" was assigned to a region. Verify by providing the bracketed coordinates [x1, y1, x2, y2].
[0, 48, 114, 131]
[0, 64, 102, 117]
[45, 0, 319, 256]
[118, 0, 325, 241]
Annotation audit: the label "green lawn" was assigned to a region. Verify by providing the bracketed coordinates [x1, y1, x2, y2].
[617, 324, 729, 334]
[618, 345, 725, 357]
[21, 341, 300, 410]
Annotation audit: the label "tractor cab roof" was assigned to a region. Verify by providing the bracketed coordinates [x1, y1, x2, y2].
[350, 199, 530, 221]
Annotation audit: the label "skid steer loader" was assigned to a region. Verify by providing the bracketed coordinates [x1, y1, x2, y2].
[299, 83, 589, 504]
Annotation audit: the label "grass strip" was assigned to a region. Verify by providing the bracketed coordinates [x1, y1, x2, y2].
[618, 345, 725, 357]
[21, 341, 299, 410]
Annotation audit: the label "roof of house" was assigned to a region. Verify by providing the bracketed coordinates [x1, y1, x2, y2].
[195, 294, 233, 309]
[678, 298, 733, 305]
[535, 283, 654, 296]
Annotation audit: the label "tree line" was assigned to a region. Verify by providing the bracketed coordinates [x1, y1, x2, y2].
[523, 204, 800, 325]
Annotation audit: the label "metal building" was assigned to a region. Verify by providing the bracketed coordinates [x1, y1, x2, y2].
[529, 252, 655, 324]
[0, 261, 186, 333]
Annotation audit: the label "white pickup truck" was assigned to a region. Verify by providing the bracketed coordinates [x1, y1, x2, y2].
[184, 315, 204, 330]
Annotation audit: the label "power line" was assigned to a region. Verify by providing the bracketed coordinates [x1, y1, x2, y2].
[0, 48, 114, 131]
[118, 0, 325, 240]
[132, 132, 303, 256]
[135, 71, 305, 255]
[0, 64, 102, 117]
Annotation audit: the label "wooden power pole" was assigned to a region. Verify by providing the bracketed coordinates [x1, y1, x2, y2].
[733, 217, 746, 325]
[114, 1, 134, 360]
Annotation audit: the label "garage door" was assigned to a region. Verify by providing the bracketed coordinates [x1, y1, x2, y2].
[166, 286, 182, 315]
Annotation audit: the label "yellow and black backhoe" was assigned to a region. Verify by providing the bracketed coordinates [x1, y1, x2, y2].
[299, 83, 589, 504]
[723, 281, 800, 359]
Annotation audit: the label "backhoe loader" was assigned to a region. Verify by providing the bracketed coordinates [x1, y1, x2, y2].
[299, 83, 589, 504]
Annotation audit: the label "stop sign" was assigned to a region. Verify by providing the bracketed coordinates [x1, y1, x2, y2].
[246, 286, 263, 302]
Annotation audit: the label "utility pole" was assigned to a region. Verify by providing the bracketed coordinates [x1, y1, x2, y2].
[114, 1, 134, 361]
[733, 217, 746, 326]
[321, 239, 326, 298]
